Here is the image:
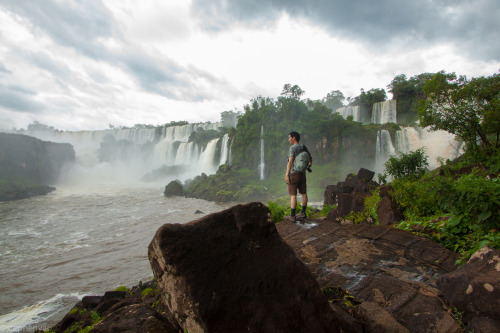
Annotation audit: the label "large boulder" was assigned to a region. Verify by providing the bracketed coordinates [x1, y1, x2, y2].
[148, 202, 346, 332]
[376, 185, 404, 226]
[324, 168, 378, 220]
[277, 219, 462, 332]
[438, 246, 500, 330]
[163, 180, 184, 196]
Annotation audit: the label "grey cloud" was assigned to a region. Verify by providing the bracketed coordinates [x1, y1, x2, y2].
[0, 0, 226, 102]
[191, 0, 500, 61]
[0, 84, 46, 112]
[0, 0, 115, 60]
[0, 62, 12, 74]
[119, 52, 183, 99]
[22, 51, 72, 79]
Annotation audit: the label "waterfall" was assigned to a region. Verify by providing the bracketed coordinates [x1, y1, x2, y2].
[228, 138, 233, 166]
[335, 106, 361, 122]
[395, 127, 421, 153]
[199, 138, 219, 175]
[375, 130, 396, 170]
[258, 126, 265, 180]
[22, 122, 230, 183]
[219, 134, 229, 165]
[372, 100, 397, 124]
[395, 126, 463, 169]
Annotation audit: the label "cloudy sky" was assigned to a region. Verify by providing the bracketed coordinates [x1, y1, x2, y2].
[0, 0, 498, 131]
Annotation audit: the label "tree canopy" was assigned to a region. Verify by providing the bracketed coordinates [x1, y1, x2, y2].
[418, 71, 500, 157]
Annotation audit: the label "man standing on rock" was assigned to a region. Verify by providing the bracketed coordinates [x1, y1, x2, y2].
[285, 131, 312, 221]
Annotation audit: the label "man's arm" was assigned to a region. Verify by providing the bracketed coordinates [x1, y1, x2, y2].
[285, 156, 294, 184]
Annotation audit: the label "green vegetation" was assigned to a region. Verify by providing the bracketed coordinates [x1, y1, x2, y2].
[345, 189, 382, 224]
[391, 158, 500, 264]
[387, 73, 434, 124]
[141, 287, 153, 297]
[182, 72, 499, 266]
[323, 286, 362, 314]
[418, 71, 499, 159]
[267, 201, 336, 223]
[58, 310, 102, 333]
[383, 148, 429, 180]
[188, 129, 221, 149]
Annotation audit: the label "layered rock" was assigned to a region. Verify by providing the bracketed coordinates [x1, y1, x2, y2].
[438, 246, 500, 332]
[148, 202, 346, 332]
[277, 219, 462, 332]
[324, 168, 378, 220]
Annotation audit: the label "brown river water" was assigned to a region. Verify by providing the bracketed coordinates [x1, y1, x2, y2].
[0, 184, 233, 332]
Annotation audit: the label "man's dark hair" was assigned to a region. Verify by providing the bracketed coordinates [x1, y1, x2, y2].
[289, 131, 300, 142]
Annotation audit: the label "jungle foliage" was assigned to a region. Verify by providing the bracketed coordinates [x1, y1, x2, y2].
[392, 161, 500, 264]
[230, 85, 387, 179]
[387, 73, 435, 124]
[418, 71, 500, 160]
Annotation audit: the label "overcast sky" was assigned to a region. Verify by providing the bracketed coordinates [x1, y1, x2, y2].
[0, 0, 498, 131]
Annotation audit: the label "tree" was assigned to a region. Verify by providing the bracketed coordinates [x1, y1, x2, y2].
[322, 90, 345, 111]
[280, 83, 305, 99]
[349, 88, 387, 121]
[387, 73, 434, 123]
[418, 71, 500, 156]
[384, 148, 429, 180]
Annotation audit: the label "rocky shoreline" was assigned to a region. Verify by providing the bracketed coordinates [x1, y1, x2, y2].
[0, 182, 56, 202]
[40, 200, 499, 333]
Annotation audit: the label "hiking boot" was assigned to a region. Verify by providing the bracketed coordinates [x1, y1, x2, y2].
[296, 212, 307, 219]
[284, 215, 296, 222]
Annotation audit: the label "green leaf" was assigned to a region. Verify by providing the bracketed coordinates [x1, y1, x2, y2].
[478, 210, 491, 221]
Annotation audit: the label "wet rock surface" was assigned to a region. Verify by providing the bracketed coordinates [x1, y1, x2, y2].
[148, 202, 346, 332]
[276, 218, 462, 332]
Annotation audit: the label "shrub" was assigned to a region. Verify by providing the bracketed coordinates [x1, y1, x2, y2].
[441, 174, 500, 235]
[384, 148, 429, 180]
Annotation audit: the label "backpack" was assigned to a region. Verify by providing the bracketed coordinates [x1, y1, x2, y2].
[293, 145, 310, 172]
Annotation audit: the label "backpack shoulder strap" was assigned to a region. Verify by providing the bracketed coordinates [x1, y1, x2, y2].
[302, 144, 311, 157]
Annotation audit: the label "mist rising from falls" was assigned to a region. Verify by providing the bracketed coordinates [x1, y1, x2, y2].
[335, 106, 361, 122]
[375, 126, 464, 173]
[396, 127, 463, 169]
[25, 123, 230, 186]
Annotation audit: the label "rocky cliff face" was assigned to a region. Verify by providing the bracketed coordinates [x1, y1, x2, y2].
[0, 132, 75, 200]
[0, 132, 75, 184]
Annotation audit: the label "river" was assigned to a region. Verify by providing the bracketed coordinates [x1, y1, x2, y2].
[0, 184, 233, 332]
